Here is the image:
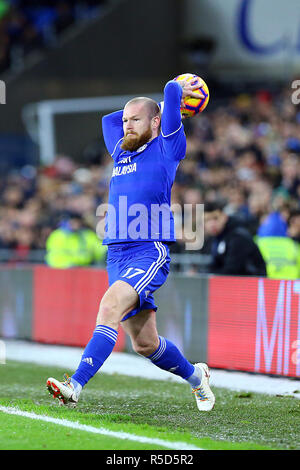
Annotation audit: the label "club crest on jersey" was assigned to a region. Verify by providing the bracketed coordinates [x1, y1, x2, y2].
[137, 144, 147, 152]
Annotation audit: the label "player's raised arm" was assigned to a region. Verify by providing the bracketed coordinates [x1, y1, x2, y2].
[101, 110, 124, 158]
[160, 78, 202, 161]
[161, 77, 203, 137]
[160, 80, 182, 138]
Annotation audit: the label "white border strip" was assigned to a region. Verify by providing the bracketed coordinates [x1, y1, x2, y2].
[0, 405, 203, 450]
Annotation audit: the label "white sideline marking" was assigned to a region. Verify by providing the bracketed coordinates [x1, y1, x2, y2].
[0, 405, 203, 451]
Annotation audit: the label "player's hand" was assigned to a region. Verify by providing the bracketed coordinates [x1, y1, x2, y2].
[176, 77, 205, 102]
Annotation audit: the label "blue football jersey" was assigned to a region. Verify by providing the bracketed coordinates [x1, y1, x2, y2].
[101, 80, 186, 244]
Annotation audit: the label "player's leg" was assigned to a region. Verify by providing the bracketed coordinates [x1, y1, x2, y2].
[122, 308, 215, 411]
[122, 308, 198, 382]
[118, 240, 215, 411]
[96, 279, 140, 330]
[47, 280, 138, 405]
[121, 308, 159, 356]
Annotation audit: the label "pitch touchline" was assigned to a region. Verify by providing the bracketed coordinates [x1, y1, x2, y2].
[0, 405, 203, 451]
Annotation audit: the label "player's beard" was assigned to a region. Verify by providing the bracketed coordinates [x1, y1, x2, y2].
[121, 127, 153, 152]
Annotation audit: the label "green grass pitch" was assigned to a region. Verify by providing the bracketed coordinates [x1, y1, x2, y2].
[0, 360, 299, 450]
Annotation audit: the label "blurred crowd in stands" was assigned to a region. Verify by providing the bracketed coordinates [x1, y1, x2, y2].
[173, 86, 300, 236]
[0, 0, 106, 73]
[0, 82, 300, 275]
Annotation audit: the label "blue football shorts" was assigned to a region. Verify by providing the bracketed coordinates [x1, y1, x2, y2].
[106, 241, 171, 321]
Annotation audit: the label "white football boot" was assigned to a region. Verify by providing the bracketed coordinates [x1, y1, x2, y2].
[46, 374, 80, 407]
[191, 363, 215, 411]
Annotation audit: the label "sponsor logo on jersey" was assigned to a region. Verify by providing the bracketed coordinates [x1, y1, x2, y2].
[118, 156, 132, 164]
[112, 162, 137, 178]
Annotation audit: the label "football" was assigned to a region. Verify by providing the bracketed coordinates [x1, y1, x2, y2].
[174, 73, 209, 117]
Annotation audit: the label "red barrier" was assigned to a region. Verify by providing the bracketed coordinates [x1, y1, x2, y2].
[207, 277, 300, 377]
[32, 266, 126, 352]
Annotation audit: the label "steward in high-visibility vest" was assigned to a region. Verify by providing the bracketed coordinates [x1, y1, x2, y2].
[45, 214, 107, 269]
[256, 236, 300, 279]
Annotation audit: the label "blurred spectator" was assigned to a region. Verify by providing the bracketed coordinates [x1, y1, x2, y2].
[9, 226, 37, 262]
[256, 196, 295, 237]
[204, 201, 267, 276]
[278, 153, 300, 199]
[0, 0, 107, 74]
[256, 235, 300, 279]
[288, 209, 300, 243]
[54, 1, 74, 35]
[45, 211, 107, 268]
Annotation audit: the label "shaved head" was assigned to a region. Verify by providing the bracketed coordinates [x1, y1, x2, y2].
[125, 97, 160, 120]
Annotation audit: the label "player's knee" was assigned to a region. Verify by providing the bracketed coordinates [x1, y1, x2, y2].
[97, 298, 120, 325]
[132, 339, 158, 357]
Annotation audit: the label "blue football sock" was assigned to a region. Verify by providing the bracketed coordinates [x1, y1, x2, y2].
[70, 377, 82, 395]
[186, 367, 202, 388]
[72, 325, 118, 387]
[147, 336, 200, 385]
